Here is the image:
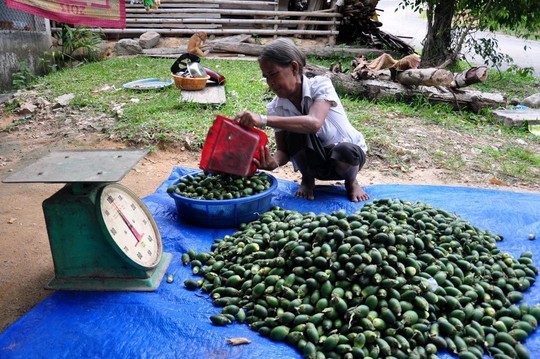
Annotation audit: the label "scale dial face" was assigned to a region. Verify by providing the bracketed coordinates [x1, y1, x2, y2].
[98, 184, 162, 270]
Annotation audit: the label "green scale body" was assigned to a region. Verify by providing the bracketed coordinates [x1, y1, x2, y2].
[3, 150, 172, 291]
[43, 182, 171, 291]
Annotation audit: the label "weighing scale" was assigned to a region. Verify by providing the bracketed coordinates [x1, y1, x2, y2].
[3, 149, 172, 291]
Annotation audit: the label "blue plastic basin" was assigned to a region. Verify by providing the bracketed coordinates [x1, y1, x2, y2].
[168, 172, 278, 228]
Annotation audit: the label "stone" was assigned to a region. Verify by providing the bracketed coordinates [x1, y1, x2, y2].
[96, 41, 112, 59]
[508, 97, 520, 106]
[522, 93, 540, 108]
[17, 102, 37, 115]
[53, 93, 75, 108]
[492, 108, 540, 127]
[114, 39, 143, 56]
[34, 96, 51, 109]
[139, 31, 161, 49]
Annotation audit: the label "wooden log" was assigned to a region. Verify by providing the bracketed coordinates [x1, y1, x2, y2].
[209, 34, 252, 43]
[202, 41, 394, 57]
[305, 64, 506, 112]
[352, 67, 488, 89]
[396, 68, 455, 87]
[143, 40, 398, 59]
[143, 42, 396, 59]
[451, 66, 488, 88]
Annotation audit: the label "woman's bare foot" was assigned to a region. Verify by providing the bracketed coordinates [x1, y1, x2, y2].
[346, 180, 369, 202]
[295, 177, 315, 200]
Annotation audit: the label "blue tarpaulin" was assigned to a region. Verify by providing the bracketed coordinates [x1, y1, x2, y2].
[1, 167, 540, 358]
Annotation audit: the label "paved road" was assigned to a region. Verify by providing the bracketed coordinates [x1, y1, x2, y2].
[376, 0, 540, 76]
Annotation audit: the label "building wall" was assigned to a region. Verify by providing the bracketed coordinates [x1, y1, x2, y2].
[0, 30, 52, 92]
[1, 0, 51, 93]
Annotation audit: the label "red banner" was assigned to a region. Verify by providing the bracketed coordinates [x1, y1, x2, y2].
[6, 0, 126, 28]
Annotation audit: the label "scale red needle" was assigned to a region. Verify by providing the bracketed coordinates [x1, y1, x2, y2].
[112, 201, 144, 245]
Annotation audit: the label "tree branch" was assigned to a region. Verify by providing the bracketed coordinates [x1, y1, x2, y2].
[450, 0, 495, 63]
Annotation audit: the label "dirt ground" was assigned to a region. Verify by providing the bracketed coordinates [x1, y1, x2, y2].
[0, 40, 539, 333]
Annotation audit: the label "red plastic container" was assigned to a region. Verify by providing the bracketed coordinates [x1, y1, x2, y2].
[200, 115, 268, 176]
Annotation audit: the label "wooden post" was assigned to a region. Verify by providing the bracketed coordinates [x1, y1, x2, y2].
[328, 0, 338, 46]
[297, 0, 323, 37]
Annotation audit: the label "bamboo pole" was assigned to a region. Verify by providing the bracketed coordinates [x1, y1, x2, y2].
[125, 0, 278, 5]
[54, 27, 339, 36]
[125, 18, 337, 25]
[126, 3, 219, 9]
[127, 14, 221, 19]
[128, 24, 222, 29]
[126, 8, 342, 18]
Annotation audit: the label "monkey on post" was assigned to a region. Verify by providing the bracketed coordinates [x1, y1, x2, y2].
[187, 32, 210, 57]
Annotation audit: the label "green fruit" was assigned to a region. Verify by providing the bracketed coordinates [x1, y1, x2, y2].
[210, 314, 231, 326]
[183, 279, 199, 290]
[269, 325, 290, 341]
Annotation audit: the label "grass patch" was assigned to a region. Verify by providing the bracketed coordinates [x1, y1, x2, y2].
[31, 57, 269, 146]
[477, 144, 540, 182]
[434, 150, 466, 171]
[450, 62, 539, 98]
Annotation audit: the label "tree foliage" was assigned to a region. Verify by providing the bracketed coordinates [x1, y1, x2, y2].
[398, 0, 540, 68]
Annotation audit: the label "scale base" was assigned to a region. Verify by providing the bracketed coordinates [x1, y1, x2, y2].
[46, 252, 173, 292]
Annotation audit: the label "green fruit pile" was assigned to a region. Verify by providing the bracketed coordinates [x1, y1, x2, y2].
[182, 198, 539, 359]
[167, 171, 272, 200]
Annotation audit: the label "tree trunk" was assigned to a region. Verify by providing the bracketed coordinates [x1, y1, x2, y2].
[422, 0, 456, 67]
[305, 64, 505, 113]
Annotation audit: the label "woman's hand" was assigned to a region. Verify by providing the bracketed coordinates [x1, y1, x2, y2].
[253, 146, 279, 171]
[234, 110, 263, 129]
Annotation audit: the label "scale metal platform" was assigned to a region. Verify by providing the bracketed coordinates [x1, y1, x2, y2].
[3, 149, 172, 291]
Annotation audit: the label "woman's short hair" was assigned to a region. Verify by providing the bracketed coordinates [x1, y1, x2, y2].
[259, 38, 306, 74]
